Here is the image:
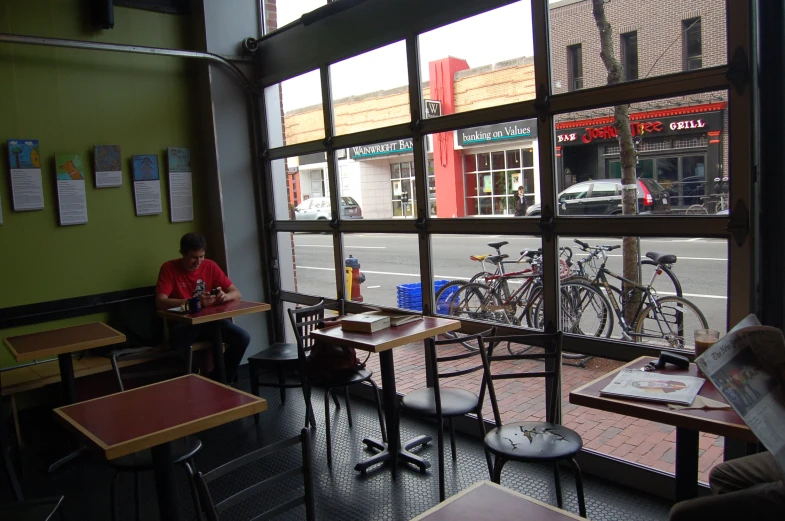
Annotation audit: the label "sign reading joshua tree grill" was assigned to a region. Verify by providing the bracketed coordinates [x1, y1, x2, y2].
[349, 138, 414, 159]
[456, 119, 538, 148]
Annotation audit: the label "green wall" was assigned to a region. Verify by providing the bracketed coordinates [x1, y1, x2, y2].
[0, 2, 208, 366]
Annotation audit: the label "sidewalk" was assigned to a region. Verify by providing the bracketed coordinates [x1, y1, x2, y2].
[363, 342, 723, 482]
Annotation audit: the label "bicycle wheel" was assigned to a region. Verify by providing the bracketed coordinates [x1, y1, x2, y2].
[633, 296, 709, 351]
[531, 280, 614, 338]
[469, 271, 494, 284]
[446, 282, 508, 324]
[640, 260, 682, 298]
[685, 204, 708, 215]
[434, 280, 469, 314]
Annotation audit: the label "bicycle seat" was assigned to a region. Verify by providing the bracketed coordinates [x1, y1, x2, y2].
[470, 254, 491, 261]
[486, 254, 509, 265]
[487, 241, 508, 250]
[645, 251, 677, 265]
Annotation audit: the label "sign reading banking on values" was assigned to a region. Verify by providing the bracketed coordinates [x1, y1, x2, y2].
[456, 119, 538, 148]
[349, 138, 414, 159]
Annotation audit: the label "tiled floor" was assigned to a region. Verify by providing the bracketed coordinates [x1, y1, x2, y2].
[6, 378, 674, 520]
[363, 342, 723, 482]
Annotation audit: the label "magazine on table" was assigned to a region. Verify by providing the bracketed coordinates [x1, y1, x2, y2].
[695, 314, 785, 477]
[600, 368, 705, 405]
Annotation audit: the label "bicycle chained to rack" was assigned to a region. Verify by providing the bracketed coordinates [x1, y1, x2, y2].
[685, 176, 730, 215]
[564, 239, 709, 350]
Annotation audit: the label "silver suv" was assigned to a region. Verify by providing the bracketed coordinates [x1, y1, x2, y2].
[294, 196, 363, 220]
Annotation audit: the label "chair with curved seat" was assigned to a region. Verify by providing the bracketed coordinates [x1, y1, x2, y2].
[479, 331, 587, 518]
[287, 302, 387, 467]
[400, 328, 495, 502]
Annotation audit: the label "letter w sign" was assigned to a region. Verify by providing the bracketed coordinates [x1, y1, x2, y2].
[424, 100, 442, 118]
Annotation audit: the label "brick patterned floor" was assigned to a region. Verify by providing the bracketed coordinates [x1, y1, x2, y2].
[363, 341, 723, 482]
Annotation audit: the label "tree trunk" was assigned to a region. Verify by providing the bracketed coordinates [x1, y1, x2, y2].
[592, 0, 641, 325]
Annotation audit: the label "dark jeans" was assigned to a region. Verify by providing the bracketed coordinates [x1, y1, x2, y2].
[169, 319, 251, 383]
[669, 452, 785, 521]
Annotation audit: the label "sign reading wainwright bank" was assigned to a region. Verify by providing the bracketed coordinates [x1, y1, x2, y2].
[349, 138, 414, 159]
[456, 118, 538, 148]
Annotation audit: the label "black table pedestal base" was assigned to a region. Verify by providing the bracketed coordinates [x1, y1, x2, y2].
[355, 434, 432, 475]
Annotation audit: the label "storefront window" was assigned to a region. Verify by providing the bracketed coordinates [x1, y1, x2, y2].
[464, 147, 536, 216]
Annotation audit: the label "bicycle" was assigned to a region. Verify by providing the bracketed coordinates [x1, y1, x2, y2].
[685, 176, 729, 215]
[565, 239, 709, 350]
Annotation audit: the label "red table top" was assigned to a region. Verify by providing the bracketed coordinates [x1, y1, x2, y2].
[55, 374, 267, 459]
[570, 357, 755, 442]
[157, 300, 271, 325]
[310, 316, 460, 353]
[410, 481, 583, 521]
[4, 322, 126, 362]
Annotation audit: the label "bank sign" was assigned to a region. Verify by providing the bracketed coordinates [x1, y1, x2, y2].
[349, 138, 414, 159]
[455, 119, 538, 148]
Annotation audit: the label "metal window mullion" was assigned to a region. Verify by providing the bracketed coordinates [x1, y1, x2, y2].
[406, 35, 434, 318]
[320, 65, 345, 301]
[531, 0, 560, 424]
[725, 0, 755, 327]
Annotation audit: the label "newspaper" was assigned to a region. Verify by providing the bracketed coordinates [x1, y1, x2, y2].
[600, 368, 705, 405]
[695, 314, 785, 477]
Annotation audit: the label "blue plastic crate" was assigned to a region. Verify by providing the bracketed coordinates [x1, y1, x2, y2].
[395, 280, 451, 312]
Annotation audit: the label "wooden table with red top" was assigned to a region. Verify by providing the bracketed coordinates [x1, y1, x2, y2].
[410, 480, 584, 521]
[311, 316, 460, 477]
[157, 300, 271, 383]
[570, 356, 756, 501]
[4, 322, 126, 405]
[54, 374, 267, 521]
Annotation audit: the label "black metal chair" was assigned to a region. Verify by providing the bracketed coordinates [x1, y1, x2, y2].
[1, 372, 24, 502]
[400, 328, 495, 502]
[192, 427, 315, 521]
[479, 331, 587, 518]
[109, 345, 193, 392]
[0, 496, 64, 521]
[288, 302, 387, 467]
[247, 300, 330, 420]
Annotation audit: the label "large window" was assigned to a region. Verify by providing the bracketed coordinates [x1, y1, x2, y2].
[567, 44, 584, 91]
[684, 17, 703, 71]
[262, 0, 752, 497]
[621, 31, 639, 81]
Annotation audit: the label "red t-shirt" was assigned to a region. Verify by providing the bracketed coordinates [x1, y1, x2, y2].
[155, 259, 233, 300]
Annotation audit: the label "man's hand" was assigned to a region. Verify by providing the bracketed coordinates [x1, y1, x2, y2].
[215, 287, 229, 304]
[200, 293, 218, 307]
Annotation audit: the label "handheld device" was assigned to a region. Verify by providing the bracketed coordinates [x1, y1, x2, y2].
[210, 287, 221, 296]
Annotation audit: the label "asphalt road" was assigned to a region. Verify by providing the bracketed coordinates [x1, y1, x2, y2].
[287, 233, 729, 336]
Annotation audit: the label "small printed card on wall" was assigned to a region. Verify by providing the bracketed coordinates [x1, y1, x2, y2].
[55, 152, 88, 225]
[94, 145, 122, 187]
[7, 139, 44, 211]
[167, 147, 193, 223]
[132, 154, 162, 216]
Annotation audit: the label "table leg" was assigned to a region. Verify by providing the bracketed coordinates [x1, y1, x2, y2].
[210, 324, 227, 384]
[354, 349, 431, 477]
[152, 442, 181, 521]
[49, 353, 87, 473]
[58, 353, 77, 405]
[675, 427, 699, 501]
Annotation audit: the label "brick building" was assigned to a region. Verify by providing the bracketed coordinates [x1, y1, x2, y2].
[550, 0, 728, 204]
[281, 0, 728, 217]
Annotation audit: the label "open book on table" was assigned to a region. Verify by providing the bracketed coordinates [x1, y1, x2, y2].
[695, 314, 785, 477]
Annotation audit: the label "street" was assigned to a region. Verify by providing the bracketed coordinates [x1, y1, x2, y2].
[287, 233, 729, 336]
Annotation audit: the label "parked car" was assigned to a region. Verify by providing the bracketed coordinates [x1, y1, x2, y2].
[294, 196, 363, 220]
[525, 179, 671, 216]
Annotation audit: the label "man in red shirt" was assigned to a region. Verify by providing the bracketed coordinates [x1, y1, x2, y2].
[156, 233, 250, 383]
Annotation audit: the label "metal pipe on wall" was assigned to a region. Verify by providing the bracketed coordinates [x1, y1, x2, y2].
[0, 33, 251, 89]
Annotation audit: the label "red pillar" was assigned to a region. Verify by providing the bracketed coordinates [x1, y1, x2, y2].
[429, 57, 469, 218]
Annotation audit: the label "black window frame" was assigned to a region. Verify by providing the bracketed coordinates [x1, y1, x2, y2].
[621, 31, 639, 81]
[683, 17, 703, 71]
[567, 44, 583, 91]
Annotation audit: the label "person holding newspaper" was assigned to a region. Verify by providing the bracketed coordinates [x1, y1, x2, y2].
[670, 315, 785, 520]
[669, 451, 784, 520]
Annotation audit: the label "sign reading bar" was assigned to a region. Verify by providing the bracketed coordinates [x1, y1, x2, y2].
[349, 138, 414, 159]
[456, 119, 538, 148]
[424, 99, 442, 118]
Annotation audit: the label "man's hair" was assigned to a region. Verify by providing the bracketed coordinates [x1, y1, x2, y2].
[180, 232, 207, 254]
[518, 186, 524, 191]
